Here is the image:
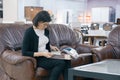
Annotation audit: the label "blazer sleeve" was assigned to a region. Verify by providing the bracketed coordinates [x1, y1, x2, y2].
[22, 29, 34, 57]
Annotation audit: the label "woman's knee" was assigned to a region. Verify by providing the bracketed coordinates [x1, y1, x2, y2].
[55, 60, 66, 67]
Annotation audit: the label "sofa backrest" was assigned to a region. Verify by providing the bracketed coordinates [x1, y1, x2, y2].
[108, 26, 120, 46]
[107, 26, 120, 58]
[0, 23, 79, 54]
[47, 24, 78, 48]
[0, 24, 32, 54]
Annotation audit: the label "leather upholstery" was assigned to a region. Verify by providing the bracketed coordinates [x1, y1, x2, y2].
[0, 23, 94, 80]
[92, 26, 120, 62]
[48, 24, 78, 48]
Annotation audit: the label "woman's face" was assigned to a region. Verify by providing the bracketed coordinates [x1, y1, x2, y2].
[37, 22, 49, 30]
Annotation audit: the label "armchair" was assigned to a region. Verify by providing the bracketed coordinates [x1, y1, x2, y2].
[92, 26, 120, 62]
[0, 23, 94, 80]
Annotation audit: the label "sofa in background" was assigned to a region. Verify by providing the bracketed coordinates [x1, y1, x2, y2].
[92, 26, 120, 62]
[0, 23, 95, 80]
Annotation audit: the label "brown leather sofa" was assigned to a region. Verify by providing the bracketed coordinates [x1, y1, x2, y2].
[0, 23, 94, 80]
[92, 26, 120, 62]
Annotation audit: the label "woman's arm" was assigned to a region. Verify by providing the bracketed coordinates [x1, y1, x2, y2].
[34, 52, 53, 58]
[22, 29, 35, 57]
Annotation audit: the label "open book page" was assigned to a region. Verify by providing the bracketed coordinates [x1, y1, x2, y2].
[50, 49, 92, 60]
[51, 51, 61, 55]
[51, 51, 72, 60]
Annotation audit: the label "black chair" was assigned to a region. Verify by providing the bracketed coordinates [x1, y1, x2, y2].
[116, 18, 120, 25]
[98, 23, 113, 46]
[90, 23, 99, 30]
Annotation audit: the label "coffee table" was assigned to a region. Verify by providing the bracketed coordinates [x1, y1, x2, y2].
[68, 59, 120, 80]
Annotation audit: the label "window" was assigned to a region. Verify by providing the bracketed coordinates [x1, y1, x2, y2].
[0, 0, 3, 18]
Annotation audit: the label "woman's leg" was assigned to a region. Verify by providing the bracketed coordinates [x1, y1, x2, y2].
[49, 60, 66, 80]
[37, 57, 66, 80]
[63, 60, 71, 80]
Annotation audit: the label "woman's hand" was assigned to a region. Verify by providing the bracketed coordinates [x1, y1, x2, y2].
[43, 52, 53, 58]
[50, 45, 60, 51]
[34, 52, 53, 58]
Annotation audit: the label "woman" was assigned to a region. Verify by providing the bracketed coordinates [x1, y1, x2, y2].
[22, 10, 71, 80]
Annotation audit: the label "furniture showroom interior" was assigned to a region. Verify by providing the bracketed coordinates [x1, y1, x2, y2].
[0, 0, 120, 80]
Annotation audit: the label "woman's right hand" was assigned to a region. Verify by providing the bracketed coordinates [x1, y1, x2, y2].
[34, 52, 53, 58]
[42, 52, 53, 58]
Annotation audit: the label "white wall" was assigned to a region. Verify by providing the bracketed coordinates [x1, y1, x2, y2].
[3, 0, 40, 23]
[3, 0, 18, 23]
[87, 0, 120, 23]
[24, 0, 40, 6]
[92, 7, 113, 22]
[18, 0, 24, 22]
[2, 0, 86, 23]
[116, 0, 120, 19]
[18, 0, 40, 22]
[3, 0, 120, 23]
[40, 0, 86, 24]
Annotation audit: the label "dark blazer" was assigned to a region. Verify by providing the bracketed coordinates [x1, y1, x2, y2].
[22, 26, 51, 58]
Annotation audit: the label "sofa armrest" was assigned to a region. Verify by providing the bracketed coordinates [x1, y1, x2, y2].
[1, 50, 36, 68]
[75, 44, 97, 53]
[71, 53, 92, 67]
[91, 45, 116, 62]
[1, 50, 36, 80]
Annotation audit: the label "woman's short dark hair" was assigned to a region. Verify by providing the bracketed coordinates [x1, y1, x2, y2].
[32, 10, 51, 27]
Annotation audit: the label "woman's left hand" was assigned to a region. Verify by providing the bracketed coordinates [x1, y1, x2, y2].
[50, 45, 60, 51]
